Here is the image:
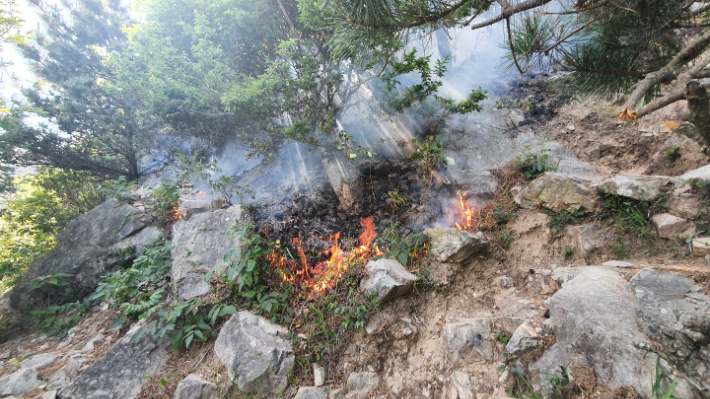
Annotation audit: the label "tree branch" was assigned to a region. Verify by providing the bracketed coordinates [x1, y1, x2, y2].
[623, 30, 710, 110]
[468, 0, 553, 30]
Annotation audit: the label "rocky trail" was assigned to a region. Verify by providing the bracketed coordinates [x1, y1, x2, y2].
[1, 80, 710, 399]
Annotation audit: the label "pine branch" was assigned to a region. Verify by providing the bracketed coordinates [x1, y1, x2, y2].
[623, 30, 710, 110]
[468, 0, 554, 30]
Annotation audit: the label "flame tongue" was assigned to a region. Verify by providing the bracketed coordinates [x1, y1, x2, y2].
[274, 216, 380, 293]
[453, 194, 475, 230]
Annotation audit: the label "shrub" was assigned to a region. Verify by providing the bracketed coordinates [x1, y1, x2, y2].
[512, 147, 560, 180]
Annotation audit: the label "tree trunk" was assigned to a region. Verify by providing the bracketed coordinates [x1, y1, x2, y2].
[687, 80, 710, 146]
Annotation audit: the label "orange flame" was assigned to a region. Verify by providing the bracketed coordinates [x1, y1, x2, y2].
[173, 207, 183, 221]
[453, 194, 475, 230]
[196, 192, 207, 200]
[271, 216, 382, 294]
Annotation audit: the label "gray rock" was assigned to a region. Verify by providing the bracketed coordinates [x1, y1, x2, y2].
[171, 205, 241, 300]
[48, 370, 68, 390]
[43, 391, 58, 399]
[213, 311, 293, 393]
[498, 276, 513, 287]
[505, 322, 543, 355]
[443, 318, 493, 361]
[680, 164, 710, 183]
[176, 199, 211, 221]
[345, 372, 380, 399]
[530, 344, 564, 395]
[652, 213, 695, 240]
[424, 227, 486, 263]
[595, 174, 679, 201]
[9, 199, 159, 313]
[20, 353, 56, 369]
[516, 173, 596, 212]
[450, 371, 473, 399]
[176, 273, 211, 301]
[549, 266, 586, 284]
[295, 387, 328, 399]
[313, 363, 325, 387]
[59, 326, 170, 399]
[549, 267, 654, 396]
[0, 368, 42, 396]
[567, 224, 599, 254]
[692, 237, 710, 257]
[631, 269, 710, 396]
[173, 374, 216, 399]
[602, 260, 634, 268]
[360, 259, 417, 303]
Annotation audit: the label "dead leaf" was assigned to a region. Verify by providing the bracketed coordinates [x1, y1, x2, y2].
[618, 107, 638, 120]
[662, 121, 680, 130]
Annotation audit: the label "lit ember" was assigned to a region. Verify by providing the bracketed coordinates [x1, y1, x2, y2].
[271, 216, 382, 293]
[172, 206, 183, 221]
[453, 193, 475, 230]
[196, 191, 207, 199]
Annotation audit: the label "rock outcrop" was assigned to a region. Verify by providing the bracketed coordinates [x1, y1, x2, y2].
[424, 227, 487, 263]
[360, 258, 417, 303]
[651, 213, 695, 239]
[9, 199, 161, 313]
[171, 205, 242, 300]
[59, 324, 171, 399]
[596, 174, 678, 201]
[631, 269, 710, 397]
[213, 311, 294, 394]
[549, 267, 654, 396]
[516, 172, 596, 212]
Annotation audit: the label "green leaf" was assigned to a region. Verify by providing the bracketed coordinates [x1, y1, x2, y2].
[443, 157, 455, 165]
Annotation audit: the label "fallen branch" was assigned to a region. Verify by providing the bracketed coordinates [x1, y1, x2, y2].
[623, 30, 710, 111]
[633, 82, 710, 118]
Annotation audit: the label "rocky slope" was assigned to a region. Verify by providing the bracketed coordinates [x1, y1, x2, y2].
[1, 91, 709, 399]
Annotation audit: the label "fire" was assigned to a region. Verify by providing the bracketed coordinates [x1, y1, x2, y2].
[172, 206, 183, 221]
[196, 191, 207, 199]
[453, 193, 476, 230]
[271, 216, 382, 293]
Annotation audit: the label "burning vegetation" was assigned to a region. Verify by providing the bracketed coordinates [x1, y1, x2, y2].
[267, 216, 385, 294]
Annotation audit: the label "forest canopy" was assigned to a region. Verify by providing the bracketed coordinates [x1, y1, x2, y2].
[0, 0, 707, 181]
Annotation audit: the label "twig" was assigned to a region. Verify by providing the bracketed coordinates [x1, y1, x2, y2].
[194, 349, 209, 369]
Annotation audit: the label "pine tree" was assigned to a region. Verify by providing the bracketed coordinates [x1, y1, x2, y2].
[0, 0, 154, 179]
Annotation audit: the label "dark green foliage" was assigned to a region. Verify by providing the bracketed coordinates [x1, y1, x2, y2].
[436, 87, 489, 114]
[554, 0, 695, 99]
[31, 300, 91, 336]
[544, 207, 586, 231]
[603, 193, 666, 240]
[374, 222, 430, 266]
[512, 148, 559, 180]
[664, 146, 682, 163]
[3, 0, 153, 178]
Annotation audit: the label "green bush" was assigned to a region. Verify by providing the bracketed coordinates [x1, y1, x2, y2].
[512, 147, 560, 180]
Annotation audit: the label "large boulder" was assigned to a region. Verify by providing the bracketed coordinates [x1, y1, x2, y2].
[631, 269, 710, 397]
[213, 311, 294, 394]
[424, 227, 486, 263]
[549, 267, 654, 396]
[59, 324, 171, 399]
[360, 258, 417, 303]
[516, 172, 596, 212]
[0, 368, 42, 396]
[9, 199, 161, 313]
[171, 205, 242, 300]
[595, 174, 679, 201]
